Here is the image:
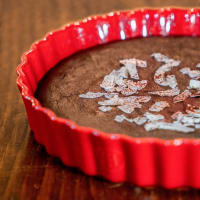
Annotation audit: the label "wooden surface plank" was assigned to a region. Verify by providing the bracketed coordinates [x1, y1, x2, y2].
[1, 0, 200, 199]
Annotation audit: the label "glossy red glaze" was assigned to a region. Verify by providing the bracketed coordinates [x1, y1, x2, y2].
[17, 8, 200, 188]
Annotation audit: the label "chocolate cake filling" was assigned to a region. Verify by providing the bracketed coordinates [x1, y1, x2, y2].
[36, 37, 200, 139]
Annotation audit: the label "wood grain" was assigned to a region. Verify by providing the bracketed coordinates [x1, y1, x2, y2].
[1, 0, 200, 199]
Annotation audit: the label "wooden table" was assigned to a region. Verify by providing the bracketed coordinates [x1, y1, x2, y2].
[1, 0, 200, 199]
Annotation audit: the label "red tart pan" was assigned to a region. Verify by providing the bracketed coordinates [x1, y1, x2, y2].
[17, 8, 200, 188]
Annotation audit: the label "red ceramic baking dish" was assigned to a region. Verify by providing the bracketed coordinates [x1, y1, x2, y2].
[16, 8, 200, 189]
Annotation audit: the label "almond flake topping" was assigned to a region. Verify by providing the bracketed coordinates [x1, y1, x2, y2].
[98, 106, 112, 112]
[180, 67, 200, 79]
[119, 87, 138, 96]
[151, 53, 180, 65]
[171, 110, 200, 126]
[118, 103, 141, 114]
[149, 101, 169, 112]
[79, 92, 106, 98]
[114, 115, 147, 125]
[79, 53, 200, 133]
[149, 88, 180, 96]
[114, 115, 125, 123]
[100, 72, 116, 92]
[104, 93, 119, 99]
[151, 53, 171, 63]
[186, 110, 200, 118]
[125, 80, 148, 91]
[144, 112, 165, 121]
[134, 96, 152, 103]
[117, 80, 148, 96]
[120, 58, 147, 80]
[120, 58, 147, 68]
[98, 95, 124, 106]
[114, 115, 133, 123]
[99, 95, 151, 114]
[132, 116, 147, 125]
[154, 63, 179, 88]
[144, 121, 194, 132]
[173, 90, 191, 103]
[171, 111, 184, 121]
[151, 53, 180, 89]
[122, 59, 138, 80]
[188, 79, 200, 90]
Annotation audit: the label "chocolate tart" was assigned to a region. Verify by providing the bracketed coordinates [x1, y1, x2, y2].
[17, 8, 200, 188]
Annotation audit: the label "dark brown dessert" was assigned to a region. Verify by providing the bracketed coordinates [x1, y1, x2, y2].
[36, 37, 200, 139]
